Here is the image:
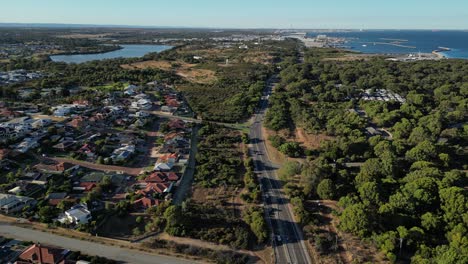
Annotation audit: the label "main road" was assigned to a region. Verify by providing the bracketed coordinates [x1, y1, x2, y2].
[0, 222, 198, 264]
[249, 76, 312, 264]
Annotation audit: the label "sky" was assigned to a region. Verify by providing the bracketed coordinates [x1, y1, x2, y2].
[1, 0, 468, 29]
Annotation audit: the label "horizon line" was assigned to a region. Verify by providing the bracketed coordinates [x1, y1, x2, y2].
[0, 22, 467, 31]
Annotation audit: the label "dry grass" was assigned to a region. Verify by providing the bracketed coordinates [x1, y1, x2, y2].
[121, 60, 216, 84]
[262, 127, 288, 165]
[306, 200, 389, 264]
[294, 128, 332, 150]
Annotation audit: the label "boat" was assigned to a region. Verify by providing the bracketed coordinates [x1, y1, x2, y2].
[362, 44, 367, 47]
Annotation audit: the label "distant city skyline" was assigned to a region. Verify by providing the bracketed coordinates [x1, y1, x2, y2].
[1, 0, 468, 29]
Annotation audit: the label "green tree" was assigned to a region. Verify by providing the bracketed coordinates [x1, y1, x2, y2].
[38, 206, 56, 223]
[358, 181, 381, 208]
[317, 179, 335, 200]
[164, 205, 187, 236]
[405, 140, 437, 162]
[339, 203, 370, 237]
[439, 187, 467, 229]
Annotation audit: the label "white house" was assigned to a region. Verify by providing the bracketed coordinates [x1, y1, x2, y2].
[58, 204, 91, 225]
[131, 99, 152, 110]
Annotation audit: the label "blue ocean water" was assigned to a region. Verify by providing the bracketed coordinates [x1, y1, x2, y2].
[306, 30, 468, 59]
[50, 44, 172, 63]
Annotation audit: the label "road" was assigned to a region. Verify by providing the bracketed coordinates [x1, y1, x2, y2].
[249, 76, 312, 264]
[0, 222, 198, 264]
[172, 125, 199, 205]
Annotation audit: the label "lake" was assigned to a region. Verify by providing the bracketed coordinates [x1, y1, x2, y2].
[50, 44, 173, 63]
[307, 30, 468, 59]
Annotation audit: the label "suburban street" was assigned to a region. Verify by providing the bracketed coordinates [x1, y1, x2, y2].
[249, 76, 312, 264]
[0, 222, 199, 264]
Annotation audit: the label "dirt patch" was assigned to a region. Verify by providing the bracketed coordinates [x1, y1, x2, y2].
[294, 128, 332, 150]
[121, 60, 216, 84]
[262, 127, 288, 165]
[306, 200, 388, 264]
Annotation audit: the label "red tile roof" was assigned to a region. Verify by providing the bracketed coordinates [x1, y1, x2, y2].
[18, 243, 67, 264]
[133, 197, 160, 209]
[136, 182, 170, 196]
[145, 172, 179, 183]
[79, 182, 97, 192]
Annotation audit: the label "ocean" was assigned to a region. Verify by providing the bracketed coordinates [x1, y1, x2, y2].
[306, 30, 468, 59]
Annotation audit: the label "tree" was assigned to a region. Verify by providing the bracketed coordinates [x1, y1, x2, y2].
[164, 205, 187, 236]
[38, 206, 56, 223]
[301, 157, 331, 197]
[243, 207, 268, 243]
[317, 179, 335, 200]
[439, 187, 467, 229]
[405, 140, 437, 162]
[358, 181, 381, 208]
[278, 161, 301, 180]
[278, 142, 303, 157]
[355, 158, 384, 186]
[339, 203, 370, 237]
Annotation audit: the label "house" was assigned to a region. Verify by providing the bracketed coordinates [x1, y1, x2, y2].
[52, 139, 75, 152]
[46, 192, 76, 206]
[167, 119, 186, 130]
[58, 204, 91, 225]
[8, 182, 44, 197]
[53, 105, 75, 117]
[78, 143, 96, 158]
[365, 127, 382, 136]
[72, 182, 97, 192]
[110, 145, 135, 162]
[34, 162, 79, 175]
[133, 197, 160, 210]
[72, 100, 89, 106]
[136, 182, 172, 196]
[31, 119, 52, 129]
[17, 243, 69, 264]
[0, 127, 18, 142]
[154, 162, 174, 171]
[161, 105, 176, 113]
[124, 85, 138, 96]
[131, 99, 152, 110]
[15, 138, 39, 153]
[145, 172, 179, 183]
[0, 148, 11, 160]
[66, 116, 88, 129]
[0, 194, 36, 214]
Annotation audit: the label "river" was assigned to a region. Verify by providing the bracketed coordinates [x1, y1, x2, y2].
[50, 44, 173, 63]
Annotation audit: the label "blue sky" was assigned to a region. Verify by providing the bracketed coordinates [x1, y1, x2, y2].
[1, 0, 467, 29]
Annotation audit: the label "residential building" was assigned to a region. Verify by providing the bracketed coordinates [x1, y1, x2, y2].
[16, 243, 69, 264]
[58, 204, 91, 225]
[0, 193, 36, 214]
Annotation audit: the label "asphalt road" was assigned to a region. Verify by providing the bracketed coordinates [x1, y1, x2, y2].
[249, 77, 312, 264]
[0, 222, 199, 264]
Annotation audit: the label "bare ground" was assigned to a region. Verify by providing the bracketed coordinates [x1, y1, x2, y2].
[121, 60, 216, 84]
